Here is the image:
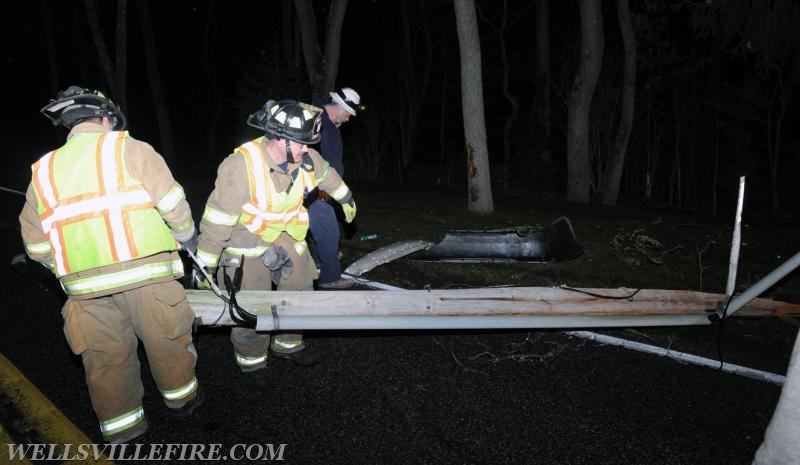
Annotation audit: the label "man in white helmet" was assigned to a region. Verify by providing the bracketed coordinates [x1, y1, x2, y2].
[307, 87, 364, 289]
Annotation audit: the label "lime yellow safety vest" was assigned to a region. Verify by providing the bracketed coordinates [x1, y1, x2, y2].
[31, 131, 182, 296]
[237, 138, 317, 243]
[197, 138, 320, 265]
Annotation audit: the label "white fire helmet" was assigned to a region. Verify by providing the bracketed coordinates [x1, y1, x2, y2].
[329, 87, 364, 116]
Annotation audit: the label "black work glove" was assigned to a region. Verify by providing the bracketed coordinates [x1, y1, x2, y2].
[262, 246, 294, 283]
[261, 246, 290, 270]
[193, 266, 217, 290]
[177, 229, 198, 253]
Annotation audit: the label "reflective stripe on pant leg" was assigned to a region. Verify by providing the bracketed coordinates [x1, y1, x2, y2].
[271, 334, 305, 352]
[231, 326, 270, 372]
[161, 375, 198, 404]
[122, 282, 199, 409]
[70, 297, 145, 441]
[235, 352, 268, 368]
[228, 259, 272, 370]
[271, 234, 315, 353]
[99, 406, 145, 440]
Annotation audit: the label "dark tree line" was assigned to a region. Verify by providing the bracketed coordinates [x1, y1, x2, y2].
[23, 0, 800, 217]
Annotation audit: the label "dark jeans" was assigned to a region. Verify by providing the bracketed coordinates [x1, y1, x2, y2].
[307, 199, 342, 284]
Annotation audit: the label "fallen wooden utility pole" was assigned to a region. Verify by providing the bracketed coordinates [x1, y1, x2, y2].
[187, 286, 799, 329]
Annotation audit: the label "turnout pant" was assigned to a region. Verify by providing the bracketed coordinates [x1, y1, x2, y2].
[61, 280, 198, 443]
[307, 198, 342, 284]
[225, 232, 318, 372]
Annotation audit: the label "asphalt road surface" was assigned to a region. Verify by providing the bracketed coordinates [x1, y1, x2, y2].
[1, 224, 797, 465]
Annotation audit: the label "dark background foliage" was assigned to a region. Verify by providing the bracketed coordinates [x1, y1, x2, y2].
[3, 0, 800, 217]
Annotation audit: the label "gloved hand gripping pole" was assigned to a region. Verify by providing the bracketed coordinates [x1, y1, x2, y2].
[184, 248, 257, 327]
[224, 256, 257, 328]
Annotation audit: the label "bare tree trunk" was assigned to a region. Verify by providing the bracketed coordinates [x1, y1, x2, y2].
[203, 1, 222, 161]
[669, 136, 681, 205]
[478, 0, 519, 195]
[767, 79, 781, 216]
[535, 0, 551, 165]
[361, 2, 432, 183]
[601, 0, 636, 206]
[282, 0, 295, 68]
[138, 0, 175, 164]
[766, 69, 798, 216]
[71, 3, 90, 84]
[42, 0, 59, 96]
[684, 86, 698, 206]
[399, 2, 432, 173]
[440, 77, 450, 187]
[294, 0, 324, 99]
[82, 0, 118, 100]
[566, 0, 603, 204]
[669, 86, 683, 205]
[439, 18, 451, 187]
[322, 0, 348, 94]
[643, 72, 662, 200]
[454, 0, 493, 214]
[294, 16, 303, 70]
[114, 0, 128, 112]
[294, 0, 348, 100]
[712, 81, 719, 218]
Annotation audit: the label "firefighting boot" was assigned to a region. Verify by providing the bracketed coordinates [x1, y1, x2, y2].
[271, 344, 319, 367]
[107, 420, 149, 445]
[167, 388, 204, 421]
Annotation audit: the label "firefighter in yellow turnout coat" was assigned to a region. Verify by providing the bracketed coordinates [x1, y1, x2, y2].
[195, 99, 356, 382]
[19, 86, 202, 444]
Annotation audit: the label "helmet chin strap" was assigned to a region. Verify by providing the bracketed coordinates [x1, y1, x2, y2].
[284, 139, 295, 164]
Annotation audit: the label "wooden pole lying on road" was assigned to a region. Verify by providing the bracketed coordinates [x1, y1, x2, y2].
[186, 286, 799, 329]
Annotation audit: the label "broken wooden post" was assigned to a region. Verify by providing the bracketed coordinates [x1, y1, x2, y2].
[726, 176, 746, 295]
[186, 286, 797, 329]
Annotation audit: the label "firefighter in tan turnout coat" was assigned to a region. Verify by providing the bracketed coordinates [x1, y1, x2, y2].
[195, 99, 356, 385]
[19, 86, 203, 444]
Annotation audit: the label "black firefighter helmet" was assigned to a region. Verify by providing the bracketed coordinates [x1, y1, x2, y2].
[41, 85, 126, 130]
[247, 99, 322, 145]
